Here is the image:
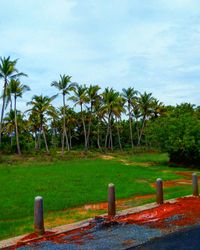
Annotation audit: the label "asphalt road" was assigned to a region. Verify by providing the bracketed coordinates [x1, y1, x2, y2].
[134, 224, 200, 250]
[18, 224, 200, 250]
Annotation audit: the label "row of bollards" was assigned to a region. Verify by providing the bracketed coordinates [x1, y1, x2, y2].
[156, 173, 199, 205]
[34, 173, 199, 235]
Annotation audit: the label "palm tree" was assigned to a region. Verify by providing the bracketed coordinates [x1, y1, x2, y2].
[50, 108, 60, 149]
[51, 75, 75, 154]
[93, 98, 103, 149]
[28, 112, 41, 150]
[3, 110, 25, 149]
[101, 88, 123, 150]
[3, 110, 15, 147]
[138, 92, 154, 145]
[7, 79, 30, 154]
[4, 86, 12, 111]
[27, 95, 56, 153]
[0, 56, 27, 144]
[151, 99, 165, 119]
[114, 98, 125, 151]
[133, 104, 141, 145]
[122, 87, 138, 149]
[69, 84, 89, 151]
[65, 108, 78, 149]
[86, 84, 101, 148]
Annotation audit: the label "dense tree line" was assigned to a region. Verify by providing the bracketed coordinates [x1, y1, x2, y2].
[146, 104, 200, 165]
[0, 56, 199, 165]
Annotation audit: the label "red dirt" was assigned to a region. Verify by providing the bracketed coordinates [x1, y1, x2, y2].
[84, 194, 155, 211]
[19, 231, 55, 241]
[15, 197, 200, 248]
[113, 197, 200, 229]
[15, 224, 94, 248]
[84, 202, 107, 210]
[175, 171, 194, 178]
[151, 179, 191, 188]
[150, 170, 196, 188]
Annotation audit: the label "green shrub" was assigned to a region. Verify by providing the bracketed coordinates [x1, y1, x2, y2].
[147, 112, 200, 165]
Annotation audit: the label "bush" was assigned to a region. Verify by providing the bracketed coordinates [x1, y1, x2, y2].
[146, 113, 200, 165]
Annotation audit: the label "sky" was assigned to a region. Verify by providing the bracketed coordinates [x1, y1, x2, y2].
[0, 0, 200, 111]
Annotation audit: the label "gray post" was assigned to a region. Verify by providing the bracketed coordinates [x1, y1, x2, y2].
[192, 173, 199, 196]
[156, 178, 163, 204]
[108, 183, 116, 216]
[34, 196, 45, 235]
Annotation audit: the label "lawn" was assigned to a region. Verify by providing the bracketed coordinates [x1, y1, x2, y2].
[0, 152, 197, 240]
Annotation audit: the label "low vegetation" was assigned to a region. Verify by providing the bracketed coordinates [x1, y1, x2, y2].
[0, 152, 198, 240]
[1, 57, 200, 241]
[1, 57, 200, 165]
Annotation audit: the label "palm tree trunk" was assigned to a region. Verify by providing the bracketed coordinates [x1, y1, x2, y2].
[65, 131, 69, 149]
[135, 117, 140, 146]
[69, 129, 72, 149]
[51, 127, 54, 147]
[0, 77, 7, 145]
[35, 132, 38, 150]
[42, 125, 49, 153]
[10, 98, 13, 112]
[81, 104, 87, 151]
[116, 117, 122, 151]
[61, 131, 64, 155]
[86, 105, 92, 148]
[106, 113, 113, 150]
[108, 132, 111, 148]
[63, 94, 70, 151]
[86, 117, 91, 148]
[14, 95, 21, 154]
[128, 105, 134, 149]
[38, 130, 41, 149]
[109, 115, 113, 151]
[138, 116, 146, 146]
[105, 116, 110, 148]
[97, 118, 101, 149]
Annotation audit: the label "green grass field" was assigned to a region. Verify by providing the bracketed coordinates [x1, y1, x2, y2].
[0, 152, 198, 240]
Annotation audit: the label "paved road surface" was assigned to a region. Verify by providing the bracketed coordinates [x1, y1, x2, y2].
[18, 223, 200, 250]
[134, 225, 200, 250]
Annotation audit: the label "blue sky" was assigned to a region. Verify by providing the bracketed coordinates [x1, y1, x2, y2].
[0, 0, 200, 110]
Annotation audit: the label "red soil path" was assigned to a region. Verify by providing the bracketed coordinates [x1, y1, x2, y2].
[113, 196, 200, 229]
[15, 196, 200, 248]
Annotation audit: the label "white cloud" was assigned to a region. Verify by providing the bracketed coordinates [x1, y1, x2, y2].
[0, 0, 200, 112]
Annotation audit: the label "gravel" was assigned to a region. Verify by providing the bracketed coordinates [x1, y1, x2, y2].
[17, 223, 162, 250]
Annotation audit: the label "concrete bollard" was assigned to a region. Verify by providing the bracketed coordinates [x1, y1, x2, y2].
[108, 183, 116, 216]
[192, 173, 199, 196]
[34, 196, 45, 235]
[156, 178, 163, 204]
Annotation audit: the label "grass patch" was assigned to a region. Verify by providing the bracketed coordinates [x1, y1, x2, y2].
[125, 152, 169, 164]
[0, 152, 198, 240]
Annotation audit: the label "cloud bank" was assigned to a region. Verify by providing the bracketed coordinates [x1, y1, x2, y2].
[0, 0, 200, 111]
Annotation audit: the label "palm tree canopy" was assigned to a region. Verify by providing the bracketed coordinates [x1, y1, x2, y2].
[51, 74, 75, 95]
[3, 110, 24, 134]
[27, 95, 56, 119]
[101, 87, 125, 116]
[86, 84, 101, 113]
[87, 85, 100, 102]
[138, 91, 155, 118]
[122, 87, 138, 104]
[8, 79, 30, 98]
[69, 84, 89, 106]
[0, 56, 27, 80]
